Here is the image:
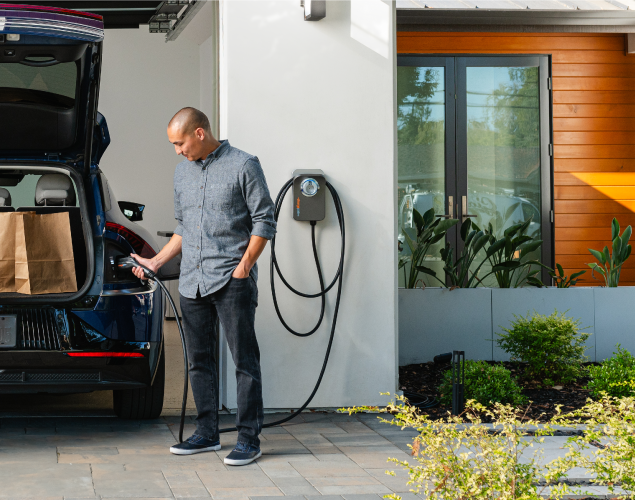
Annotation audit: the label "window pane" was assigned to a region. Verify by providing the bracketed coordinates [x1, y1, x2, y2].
[0, 61, 77, 107]
[466, 66, 542, 285]
[397, 66, 445, 287]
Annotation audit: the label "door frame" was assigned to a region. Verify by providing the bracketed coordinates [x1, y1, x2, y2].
[397, 54, 554, 284]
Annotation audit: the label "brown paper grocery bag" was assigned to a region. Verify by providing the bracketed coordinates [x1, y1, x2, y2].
[15, 212, 78, 295]
[0, 212, 16, 292]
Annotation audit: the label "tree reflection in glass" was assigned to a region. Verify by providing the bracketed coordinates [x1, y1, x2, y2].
[397, 66, 445, 287]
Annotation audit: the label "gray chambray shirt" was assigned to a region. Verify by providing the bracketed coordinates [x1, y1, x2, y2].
[173, 140, 277, 298]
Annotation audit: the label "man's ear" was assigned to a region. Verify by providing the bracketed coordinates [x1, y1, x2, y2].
[195, 128, 206, 141]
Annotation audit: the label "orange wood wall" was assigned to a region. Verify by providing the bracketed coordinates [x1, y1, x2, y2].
[398, 32, 635, 285]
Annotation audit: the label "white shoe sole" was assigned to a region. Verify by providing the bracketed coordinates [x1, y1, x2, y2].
[224, 450, 262, 466]
[169, 443, 221, 455]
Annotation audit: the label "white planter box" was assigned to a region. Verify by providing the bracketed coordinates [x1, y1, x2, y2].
[594, 287, 635, 361]
[399, 286, 634, 365]
[398, 287, 493, 365]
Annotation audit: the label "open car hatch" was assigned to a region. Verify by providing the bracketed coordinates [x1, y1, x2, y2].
[0, 4, 105, 170]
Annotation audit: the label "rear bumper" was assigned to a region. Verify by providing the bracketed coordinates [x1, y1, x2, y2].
[0, 343, 159, 394]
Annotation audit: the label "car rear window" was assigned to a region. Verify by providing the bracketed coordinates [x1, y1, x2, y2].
[0, 60, 77, 108]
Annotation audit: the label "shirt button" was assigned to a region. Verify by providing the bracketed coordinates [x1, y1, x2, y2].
[197, 246, 199, 249]
[197, 265, 200, 269]
[200, 186, 203, 189]
[198, 205, 201, 208]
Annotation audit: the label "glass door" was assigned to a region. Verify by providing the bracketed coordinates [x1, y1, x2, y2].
[397, 57, 455, 288]
[457, 57, 552, 285]
[396, 55, 552, 287]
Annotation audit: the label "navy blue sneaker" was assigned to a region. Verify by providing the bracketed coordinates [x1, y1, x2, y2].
[170, 434, 221, 455]
[224, 442, 262, 466]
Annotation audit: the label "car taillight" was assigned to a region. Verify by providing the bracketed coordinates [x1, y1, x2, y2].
[105, 222, 156, 259]
[104, 222, 156, 284]
[65, 352, 144, 358]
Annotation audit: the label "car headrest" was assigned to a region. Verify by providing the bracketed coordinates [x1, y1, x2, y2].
[35, 174, 76, 206]
[0, 188, 11, 207]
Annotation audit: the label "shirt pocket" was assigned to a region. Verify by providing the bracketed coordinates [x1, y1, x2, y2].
[208, 183, 235, 212]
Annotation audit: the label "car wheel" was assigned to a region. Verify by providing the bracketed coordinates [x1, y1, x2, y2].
[113, 348, 165, 419]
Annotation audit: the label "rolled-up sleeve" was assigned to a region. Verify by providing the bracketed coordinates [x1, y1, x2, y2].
[241, 157, 277, 240]
[174, 169, 185, 237]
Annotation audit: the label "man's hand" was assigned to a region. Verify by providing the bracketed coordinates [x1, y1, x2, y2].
[130, 253, 159, 280]
[232, 263, 250, 279]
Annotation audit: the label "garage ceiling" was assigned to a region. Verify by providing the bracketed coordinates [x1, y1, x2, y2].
[0, 1, 164, 29]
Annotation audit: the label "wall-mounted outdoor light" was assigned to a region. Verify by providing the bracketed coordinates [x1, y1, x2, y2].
[301, 0, 326, 21]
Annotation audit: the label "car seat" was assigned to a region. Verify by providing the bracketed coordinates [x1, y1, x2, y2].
[0, 188, 13, 212]
[17, 174, 86, 289]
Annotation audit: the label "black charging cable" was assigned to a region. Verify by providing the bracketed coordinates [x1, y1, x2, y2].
[119, 177, 345, 443]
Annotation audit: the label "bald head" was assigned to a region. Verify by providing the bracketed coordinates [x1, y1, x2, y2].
[168, 107, 211, 137]
[167, 107, 220, 162]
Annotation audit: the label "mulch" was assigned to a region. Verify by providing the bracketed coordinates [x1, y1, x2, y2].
[399, 360, 597, 422]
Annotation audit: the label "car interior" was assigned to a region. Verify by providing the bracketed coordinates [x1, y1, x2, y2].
[0, 171, 87, 294]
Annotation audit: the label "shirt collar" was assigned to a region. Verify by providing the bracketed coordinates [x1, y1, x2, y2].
[196, 140, 230, 168]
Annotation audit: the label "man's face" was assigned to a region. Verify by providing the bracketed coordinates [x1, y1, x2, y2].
[167, 126, 206, 162]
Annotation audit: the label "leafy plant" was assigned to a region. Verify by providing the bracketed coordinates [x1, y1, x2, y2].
[587, 345, 635, 398]
[496, 310, 590, 385]
[483, 218, 546, 288]
[438, 360, 526, 407]
[399, 207, 459, 288]
[552, 396, 635, 499]
[588, 217, 632, 287]
[342, 398, 577, 500]
[441, 218, 491, 288]
[549, 263, 586, 288]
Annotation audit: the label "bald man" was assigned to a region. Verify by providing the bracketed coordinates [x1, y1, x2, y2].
[131, 107, 276, 466]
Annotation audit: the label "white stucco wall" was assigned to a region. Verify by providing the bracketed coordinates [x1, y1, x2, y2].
[219, 0, 398, 409]
[98, 28, 202, 242]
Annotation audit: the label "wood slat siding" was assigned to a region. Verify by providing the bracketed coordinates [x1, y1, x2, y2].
[398, 32, 635, 287]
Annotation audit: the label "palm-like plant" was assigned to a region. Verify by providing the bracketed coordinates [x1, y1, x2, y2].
[399, 207, 459, 289]
[441, 218, 491, 288]
[588, 218, 632, 287]
[483, 219, 545, 288]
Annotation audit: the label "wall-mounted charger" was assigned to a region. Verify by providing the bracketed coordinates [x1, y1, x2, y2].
[292, 169, 325, 222]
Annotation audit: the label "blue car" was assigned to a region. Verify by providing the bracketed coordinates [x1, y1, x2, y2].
[0, 4, 177, 418]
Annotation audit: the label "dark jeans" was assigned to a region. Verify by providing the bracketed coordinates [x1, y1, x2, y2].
[179, 276, 263, 448]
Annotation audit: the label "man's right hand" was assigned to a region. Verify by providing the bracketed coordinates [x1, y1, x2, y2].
[130, 253, 159, 280]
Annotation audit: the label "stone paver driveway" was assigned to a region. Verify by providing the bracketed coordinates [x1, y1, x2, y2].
[0, 411, 420, 500]
[0, 411, 625, 499]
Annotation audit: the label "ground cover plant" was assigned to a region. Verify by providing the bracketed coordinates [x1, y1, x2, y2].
[496, 310, 590, 386]
[343, 396, 635, 500]
[437, 359, 526, 407]
[343, 397, 576, 500]
[587, 345, 635, 398]
[552, 395, 635, 499]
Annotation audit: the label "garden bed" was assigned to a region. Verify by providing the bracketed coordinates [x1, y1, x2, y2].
[399, 360, 597, 422]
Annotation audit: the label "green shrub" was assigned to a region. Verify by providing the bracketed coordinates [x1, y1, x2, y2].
[587, 345, 635, 398]
[438, 360, 526, 407]
[496, 310, 590, 385]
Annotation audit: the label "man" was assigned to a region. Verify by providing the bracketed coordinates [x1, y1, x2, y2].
[131, 107, 276, 466]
